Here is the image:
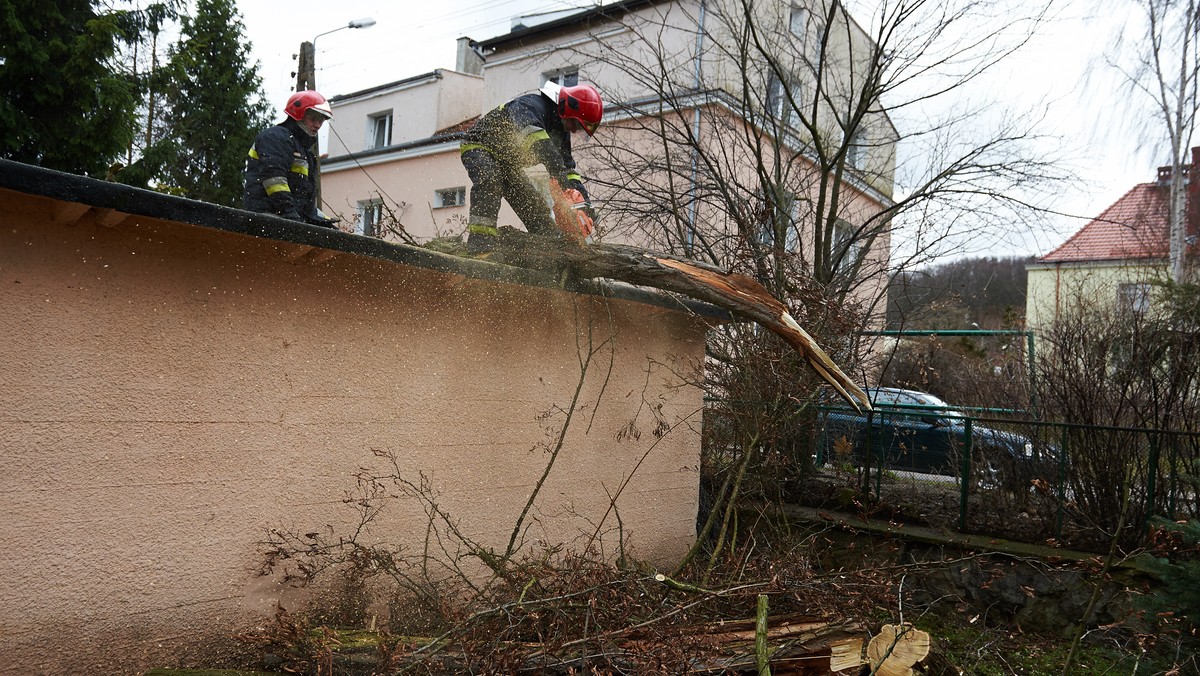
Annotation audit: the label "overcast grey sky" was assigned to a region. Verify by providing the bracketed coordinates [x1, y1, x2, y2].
[240, 0, 597, 107]
[236, 0, 1164, 258]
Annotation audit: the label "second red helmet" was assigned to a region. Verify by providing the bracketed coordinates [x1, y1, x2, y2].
[557, 84, 603, 136]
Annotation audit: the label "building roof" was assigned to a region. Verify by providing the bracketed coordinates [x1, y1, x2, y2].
[475, 0, 663, 50]
[1038, 182, 1169, 264]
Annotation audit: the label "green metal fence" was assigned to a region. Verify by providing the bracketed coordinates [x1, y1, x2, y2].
[809, 403, 1200, 552]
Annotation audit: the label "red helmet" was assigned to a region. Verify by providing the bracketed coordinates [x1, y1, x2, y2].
[558, 84, 603, 136]
[285, 90, 334, 121]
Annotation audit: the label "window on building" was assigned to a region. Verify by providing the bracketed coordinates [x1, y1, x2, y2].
[832, 219, 861, 275]
[1117, 282, 1151, 315]
[544, 68, 579, 87]
[367, 111, 392, 150]
[755, 188, 800, 252]
[846, 128, 867, 169]
[434, 187, 466, 208]
[767, 75, 801, 125]
[357, 199, 384, 237]
[789, 6, 811, 37]
[786, 198, 803, 251]
[790, 5, 824, 66]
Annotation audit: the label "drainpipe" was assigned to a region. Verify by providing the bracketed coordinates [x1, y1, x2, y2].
[685, 0, 707, 255]
[1053, 263, 1061, 323]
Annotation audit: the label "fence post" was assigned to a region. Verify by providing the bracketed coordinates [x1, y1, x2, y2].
[1168, 434, 1179, 520]
[814, 409, 826, 467]
[1026, 331, 1038, 418]
[1056, 426, 1067, 541]
[1145, 430, 1160, 529]
[960, 418, 972, 531]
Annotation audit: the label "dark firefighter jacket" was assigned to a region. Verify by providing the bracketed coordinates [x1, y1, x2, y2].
[461, 92, 587, 195]
[243, 118, 323, 223]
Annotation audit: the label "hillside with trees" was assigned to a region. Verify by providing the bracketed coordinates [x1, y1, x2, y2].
[887, 255, 1031, 330]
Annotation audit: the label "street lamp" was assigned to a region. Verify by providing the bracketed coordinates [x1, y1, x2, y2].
[295, 17, 376, 92]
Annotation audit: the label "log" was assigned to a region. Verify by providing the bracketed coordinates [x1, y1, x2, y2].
[830, 623, 932, 676]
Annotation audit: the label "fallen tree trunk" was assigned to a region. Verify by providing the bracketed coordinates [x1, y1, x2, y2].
[488, 230, 871, 411]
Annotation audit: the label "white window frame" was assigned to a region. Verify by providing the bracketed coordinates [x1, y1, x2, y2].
[356, 198, 384, 237]
[543, 68, 579, 87]
[366, 111, 392, 150]
[790, 5, 824, 67]
[832, 219, 862, 275]
[767, 74, 804, 127]
[786, 198, 802, 251]
[433, 187, 466, 209]
[789, 6, 811, 38]
[846, 128, 867, 169]
[1117, 282, 1151, 315]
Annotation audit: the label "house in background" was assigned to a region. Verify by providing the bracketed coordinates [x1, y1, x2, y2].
[319, 0, 896, 301]
[1025, 152, 1200, 332]
[320, 68, 481, 238]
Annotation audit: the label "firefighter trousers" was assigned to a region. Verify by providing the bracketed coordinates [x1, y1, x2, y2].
[460, 148, 558, 236]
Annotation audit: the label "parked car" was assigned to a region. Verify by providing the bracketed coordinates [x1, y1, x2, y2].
[817, 387, 1055, 489]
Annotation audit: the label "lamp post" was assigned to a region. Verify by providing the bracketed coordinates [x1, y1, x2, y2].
[295, 18, 376, 92]
[293, 18, 376, 211]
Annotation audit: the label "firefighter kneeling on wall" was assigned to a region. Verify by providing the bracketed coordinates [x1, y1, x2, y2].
[460, 81, 603, 253]
[243, 91, 340, 228]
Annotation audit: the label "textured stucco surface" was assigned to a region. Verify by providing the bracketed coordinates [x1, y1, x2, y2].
[0, 189, 707, 674]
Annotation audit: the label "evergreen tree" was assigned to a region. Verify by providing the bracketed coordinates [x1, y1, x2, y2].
[0, 0, 139, 176]
[136, 0, 270, 206]
[110, 1, 184, 168]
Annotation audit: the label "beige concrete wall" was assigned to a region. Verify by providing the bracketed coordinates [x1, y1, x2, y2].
[435, 70, 486, 131]
[0, 189, 707, 674]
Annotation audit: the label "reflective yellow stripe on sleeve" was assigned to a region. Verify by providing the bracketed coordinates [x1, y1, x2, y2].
[263, 176, 290, 195]
[289, 160, 309, 177]
[566, 171, 582, 183]
[248, 147, 259, 159]
[519, 125, 550, 153]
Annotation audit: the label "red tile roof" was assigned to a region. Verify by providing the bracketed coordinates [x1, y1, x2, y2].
[1039, 182, 1170, 263]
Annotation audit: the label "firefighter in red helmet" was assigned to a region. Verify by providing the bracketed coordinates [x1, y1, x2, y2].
[243, 91, 339, 227]
[459, 81, 604, 252]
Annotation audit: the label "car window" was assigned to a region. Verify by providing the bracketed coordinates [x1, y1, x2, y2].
[862, 389, 965, 424]
[866, 390, 921, 423]
[871, 391, 901, 406]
